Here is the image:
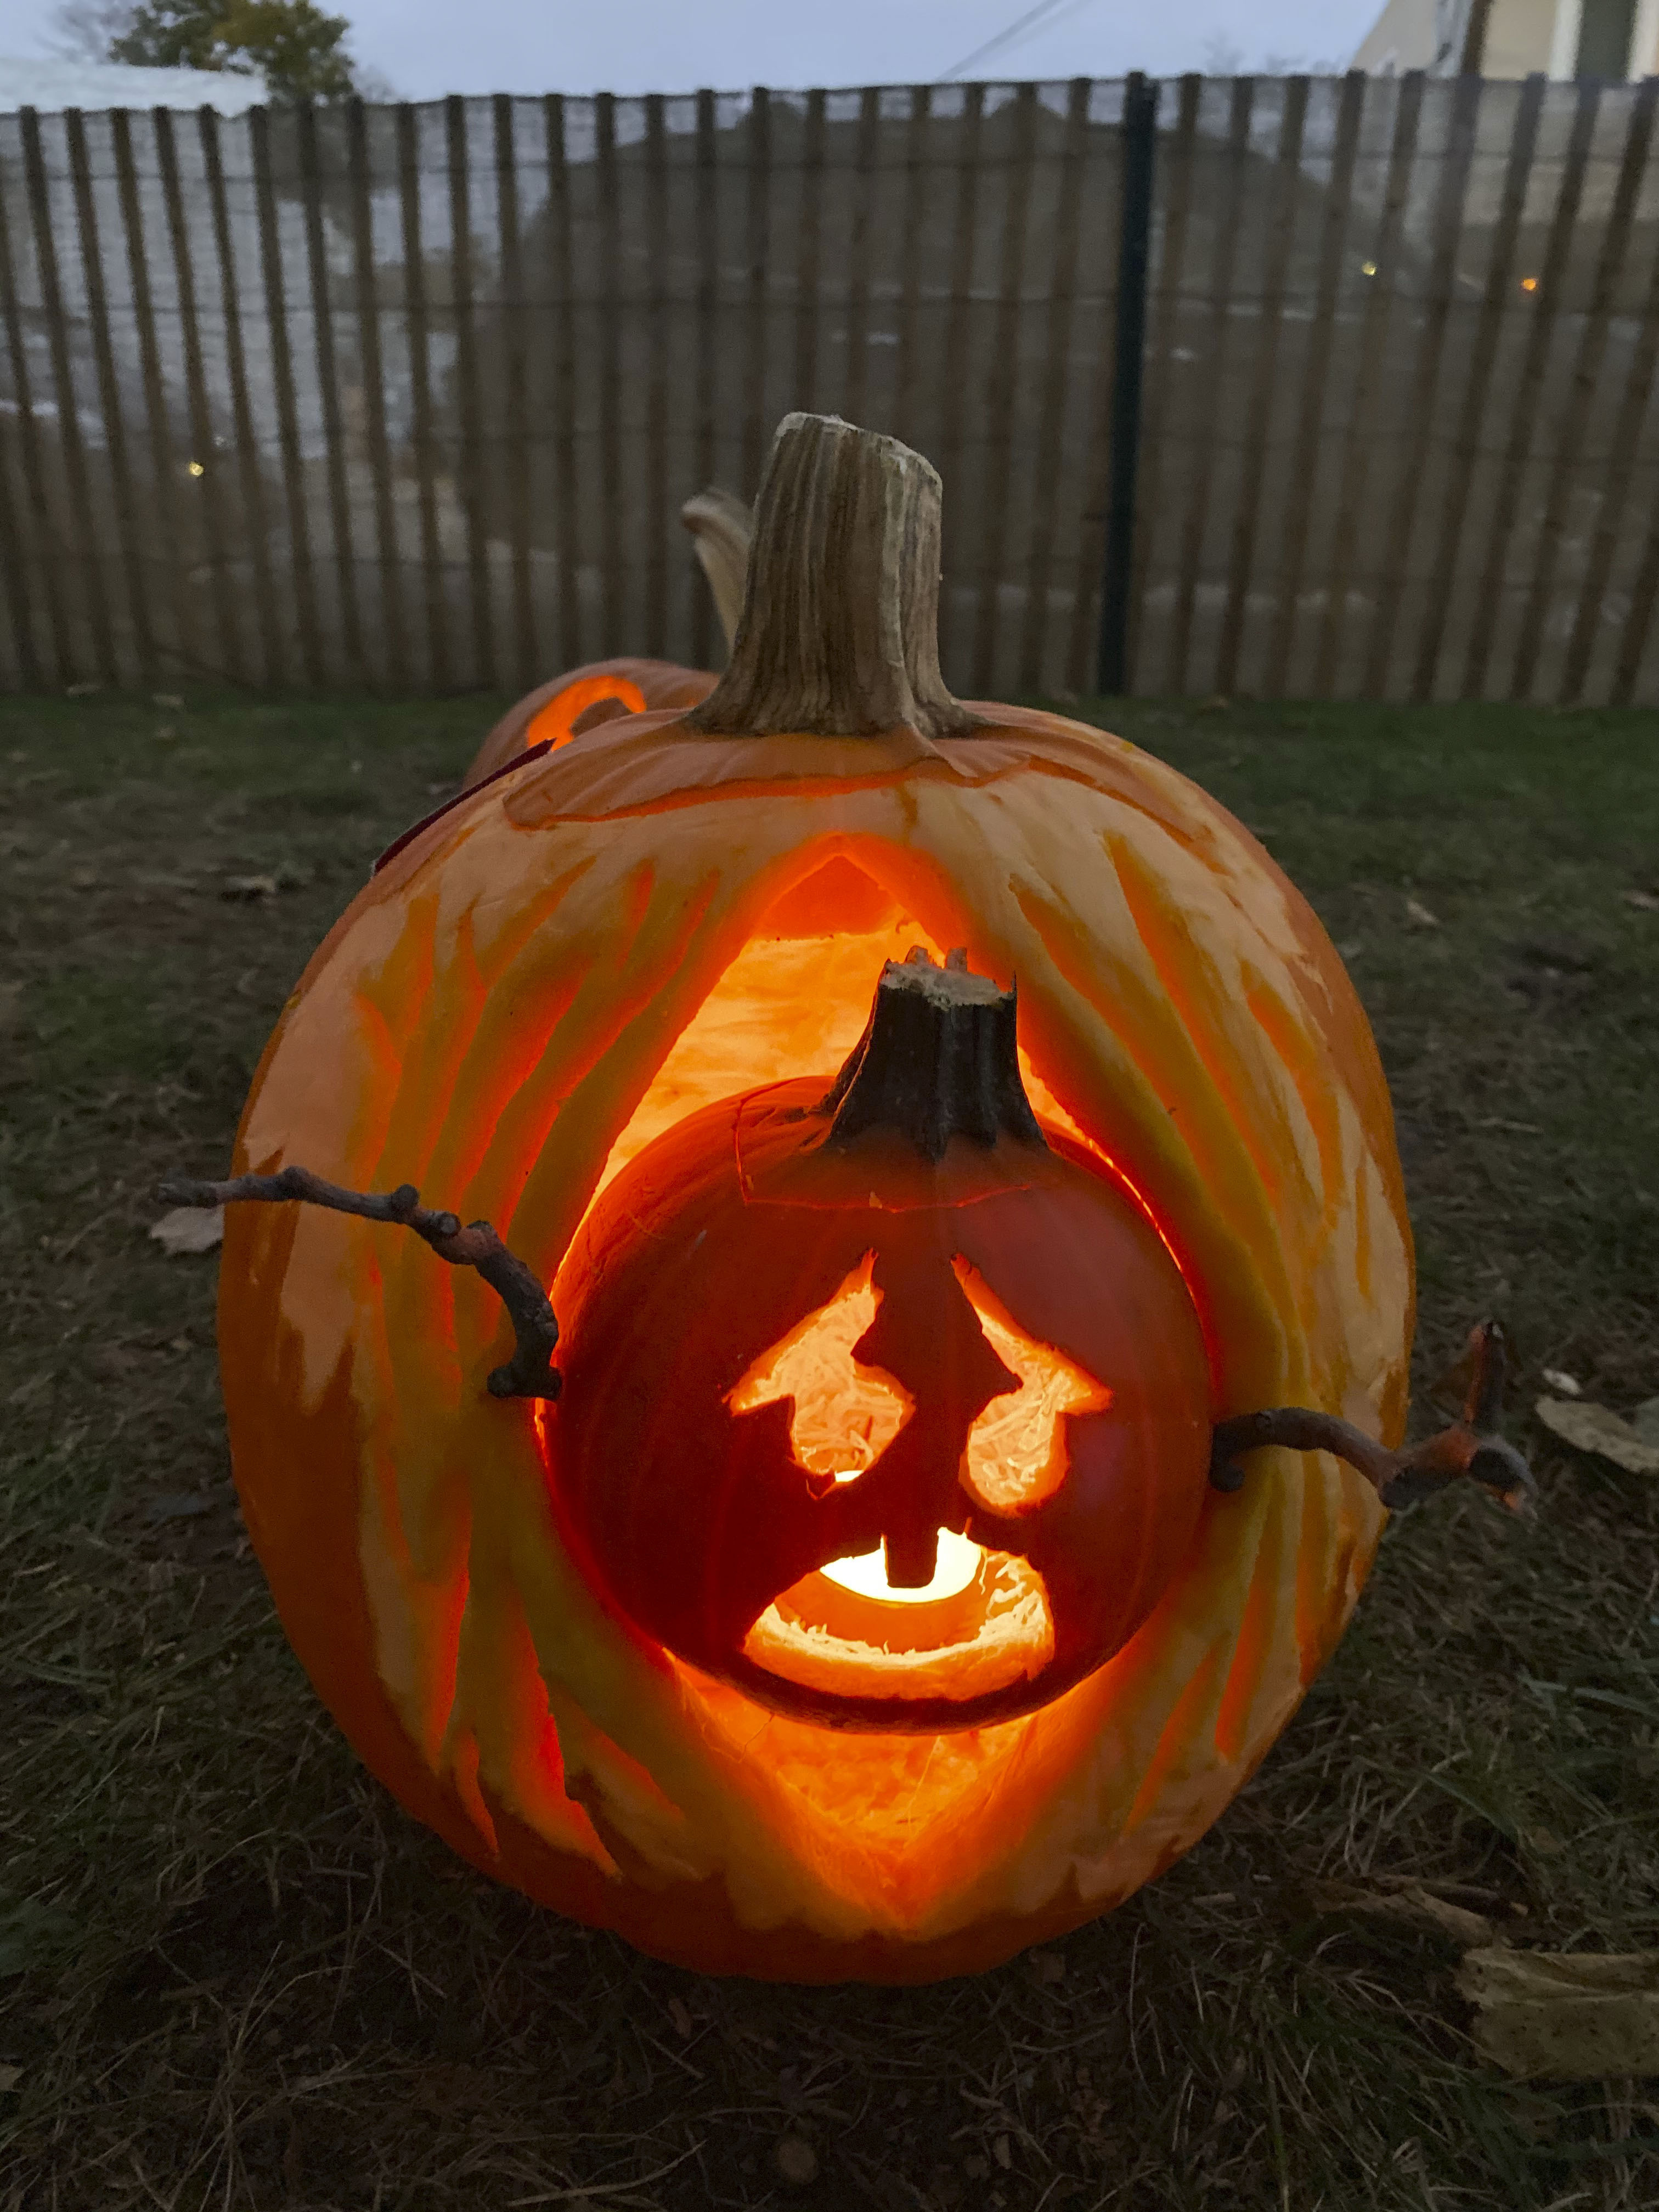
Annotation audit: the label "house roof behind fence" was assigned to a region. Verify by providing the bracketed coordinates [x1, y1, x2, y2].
[0, 58, 268, 115]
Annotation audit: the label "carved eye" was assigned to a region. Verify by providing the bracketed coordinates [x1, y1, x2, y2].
[726, 1251, 910, 1487]
[953, 1257, 1112, 1514]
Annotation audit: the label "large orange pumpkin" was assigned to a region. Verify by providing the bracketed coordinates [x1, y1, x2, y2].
[213, 415, 1427, 1982]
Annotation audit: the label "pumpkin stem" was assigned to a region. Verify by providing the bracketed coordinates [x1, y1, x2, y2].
[154, 1165, 561, 1401]
[821, 947, 1047, 1163]
[1209, 1319, 1534, 1514]
[682, 413, 980, 743]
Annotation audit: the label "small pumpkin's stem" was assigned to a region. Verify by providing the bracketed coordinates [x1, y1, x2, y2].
[679, 486, 753, 655]
[822, 946, 1046, 1162]
[684, 413, 980, 742]
[1210, 1320, 1533, 1513]
[155, 1166, 561, 1402]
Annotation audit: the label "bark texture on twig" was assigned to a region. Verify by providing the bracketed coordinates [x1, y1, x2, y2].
[1209, 1320, 1532, 1512]
[684, 413, 980, 742]
[155, 1165, 560, 1401]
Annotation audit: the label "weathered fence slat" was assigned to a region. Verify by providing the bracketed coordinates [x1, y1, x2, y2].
[348, 98, 408, 693]
[1364, 69, 1483, 698]
[840, 87, 881, 441]
[111, 109, 189, 687]
[447, 95, 495, 689]
[544, 94, 580, 672]
[0, 125, 43, 690]
[154, 105, 240, 684]
[939, 82, 985, 556]
[297, 105, 363, 681]
[251, 104, 323, 687]
[24, 108, 116, 682]
[1411, 72, 1546, 701]
[1019, 76, 1090, 692]
[1565, 184, 1659, 698]
[1262, 70, 1365, 698]
[691, 87, 719, 667]
[66, 107, 153, 682]
[1312, 71, 1426, 698]
[1460, 80, 1600, 699]
[1513, 79, 1658, 702]
[643, 93, 671, 655]
[1, 122, 71, 686]
[494, 94, 535, 694]
[1127, 71, 1200, 692]
[1097, 74, 1159, 697]
[200, 105, 279, 687]
[1214, 75, 1309, 698]
[974, 83, 1038, 695]
[741, 86, 771, 504]
[891, 85, 931, 451]
[1164, 77, 1254, 695]
[794, 87, 826, 415]
[595, 92, 625, 659]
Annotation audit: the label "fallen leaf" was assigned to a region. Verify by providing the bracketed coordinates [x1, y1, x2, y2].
[1406, 897, 1441, 929]
[1534, 1397, 1659, 1479]
[1624, 889, 1659, 912]
[666, 1995, 692, 2039]
[153, 692, 184, 708]
[149, 1206, 224, 1256]
[1307, 1879, 1493, 1949]
[1459, 1949, 1659, 2079]
[774, 2135, 818, 2187]
[1633, 1397, 1659, 1448]
[65, 681, 100, 698]
[993, 2134, 1013, 2170]
[221, 874, 280, 901]
[0, 2065, 20, 2092]
[1541, 1369, 1582, 1398]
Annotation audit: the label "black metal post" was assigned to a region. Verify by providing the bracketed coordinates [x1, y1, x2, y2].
[1096, 72, 1159, 697]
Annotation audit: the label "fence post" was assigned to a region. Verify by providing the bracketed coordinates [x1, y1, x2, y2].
[1096, 72, 1158, 698]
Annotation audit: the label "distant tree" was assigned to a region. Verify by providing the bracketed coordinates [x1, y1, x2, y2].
[46, 1, 140, 62]
[108, 0, 359, 99]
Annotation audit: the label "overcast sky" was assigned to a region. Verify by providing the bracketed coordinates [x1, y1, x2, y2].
[0, 0, 1384, 99]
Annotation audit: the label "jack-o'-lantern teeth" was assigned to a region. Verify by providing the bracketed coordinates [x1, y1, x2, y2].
[726, 1249, 1111, 1515]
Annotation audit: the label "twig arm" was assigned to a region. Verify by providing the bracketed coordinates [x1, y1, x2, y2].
[1209, 1321, 1533, 1513]
[156, 1166, 561, 1402]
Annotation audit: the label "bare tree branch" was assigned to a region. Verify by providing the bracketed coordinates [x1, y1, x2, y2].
[1209, 1321, 1533, 1513]
[156, 1165, 560, 1401]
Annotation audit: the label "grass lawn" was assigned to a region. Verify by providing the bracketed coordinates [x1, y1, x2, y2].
[2, 689, 1658, 2211]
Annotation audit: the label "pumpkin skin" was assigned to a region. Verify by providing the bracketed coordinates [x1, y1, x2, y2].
[462, 657, 716, 792]
[218, 416, 1412, 1981]
[550, 1071, 1214, 1733]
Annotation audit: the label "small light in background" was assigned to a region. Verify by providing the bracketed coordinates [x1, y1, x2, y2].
[1521, 276, 1539, 293]
[1361, 260, 1378, 277]
[188, 459, 205, 476]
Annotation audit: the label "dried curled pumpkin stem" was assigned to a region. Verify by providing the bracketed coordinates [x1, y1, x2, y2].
[155, 1166, 561, 1402]
[1209, 1320, 1533, 1513]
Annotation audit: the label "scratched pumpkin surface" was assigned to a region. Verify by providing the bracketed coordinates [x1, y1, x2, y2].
[221, 703, 1412, 1980]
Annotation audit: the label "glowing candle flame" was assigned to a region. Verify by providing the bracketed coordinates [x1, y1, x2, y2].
[820, 1529, 983, 1606]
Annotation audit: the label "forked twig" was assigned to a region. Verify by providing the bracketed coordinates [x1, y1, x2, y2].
[1209, 1320, 1533, 1513]
[156, 1165, 560, 1401]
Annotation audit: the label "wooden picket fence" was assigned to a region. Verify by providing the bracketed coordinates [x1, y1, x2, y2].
[4, 71, 1659, 702]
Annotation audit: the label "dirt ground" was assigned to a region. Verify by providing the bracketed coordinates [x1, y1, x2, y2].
[2, 691, 1658, 2210]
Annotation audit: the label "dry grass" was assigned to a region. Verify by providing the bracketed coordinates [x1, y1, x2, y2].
[2, 690, 1658, 2211]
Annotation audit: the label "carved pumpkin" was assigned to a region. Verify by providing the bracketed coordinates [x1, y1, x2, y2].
[212, 414, 1432, 1981]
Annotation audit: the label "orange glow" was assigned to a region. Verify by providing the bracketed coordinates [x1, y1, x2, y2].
[523, 672, 648, 753]
[1521, 275, 1539, 292]
[745, 1546, 1056, 1704]
[953, 1258, 1111, 1513]
[822, 1528, 984, 1605]
[588, 917, 945, 1205]
[727, 1252, 912, 1481]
